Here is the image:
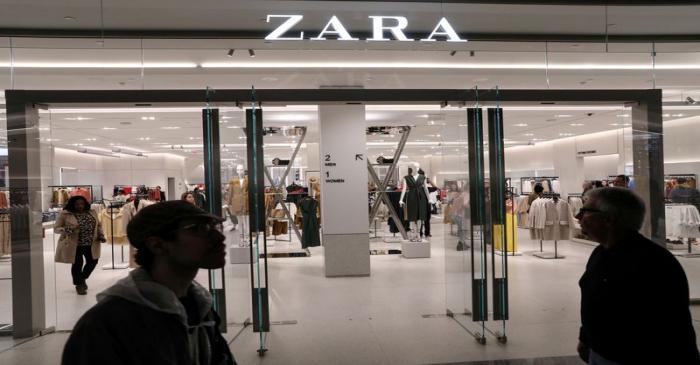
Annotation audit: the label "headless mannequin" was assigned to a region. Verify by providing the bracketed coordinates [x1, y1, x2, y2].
[399, 167, 421, 241]
[415, 169, 432, 240]
[234, 164, 250, 246]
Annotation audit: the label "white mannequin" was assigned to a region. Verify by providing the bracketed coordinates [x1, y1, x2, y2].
[235, 164, 250, 246]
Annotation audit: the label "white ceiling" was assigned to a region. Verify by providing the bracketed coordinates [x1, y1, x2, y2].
[16, 104, 700, 164]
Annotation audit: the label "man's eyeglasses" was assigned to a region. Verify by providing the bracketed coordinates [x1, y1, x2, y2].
[179, 222, 224, 236]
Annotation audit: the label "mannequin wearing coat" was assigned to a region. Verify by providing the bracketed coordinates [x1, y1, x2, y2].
[54, 196, 106, 295]
[226, 164, 249, 246]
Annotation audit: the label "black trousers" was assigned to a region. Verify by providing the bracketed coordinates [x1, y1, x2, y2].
[71, 245, 98, 286]
[420, 201, 431, 237]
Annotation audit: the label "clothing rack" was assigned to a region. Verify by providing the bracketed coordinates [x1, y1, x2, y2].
[101, 200, 129, 270]
[49, 185, 97, 207]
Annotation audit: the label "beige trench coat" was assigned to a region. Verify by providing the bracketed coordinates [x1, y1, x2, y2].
[54, 210, 105, 264]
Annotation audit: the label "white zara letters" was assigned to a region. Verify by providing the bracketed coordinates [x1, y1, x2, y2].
[265, 15, 468, 43]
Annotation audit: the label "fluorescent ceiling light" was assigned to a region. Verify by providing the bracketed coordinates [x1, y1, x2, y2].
[513, 123, 528, 127]
[199, 61, 700, 70]
[0, 62, 197, 69]
[112, 148, 147, 157]
[570, 123, 585, 126]
[161, 126, 181, 130]
[77, 147, 119, 158]
[102, 127, 116, 130]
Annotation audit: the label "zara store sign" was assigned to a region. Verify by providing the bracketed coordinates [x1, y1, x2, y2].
[265, 15, 468, 42]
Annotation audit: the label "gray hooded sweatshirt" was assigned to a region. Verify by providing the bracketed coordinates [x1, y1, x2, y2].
[62, 268, 235, 365]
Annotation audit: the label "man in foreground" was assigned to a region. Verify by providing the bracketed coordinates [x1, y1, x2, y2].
[576, 187, 699, 364]
[62, 200, 236, 365]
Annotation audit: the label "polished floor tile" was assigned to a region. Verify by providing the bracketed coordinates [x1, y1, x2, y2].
[1, 219, 699, 364]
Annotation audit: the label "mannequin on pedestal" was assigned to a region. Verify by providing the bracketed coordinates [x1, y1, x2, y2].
[399, 166, 429, 242]
[227, 164, 249, 246]
[414, 169, 431, 240]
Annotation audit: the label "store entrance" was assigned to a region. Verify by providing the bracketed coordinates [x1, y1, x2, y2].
[5, 89, 672, 362]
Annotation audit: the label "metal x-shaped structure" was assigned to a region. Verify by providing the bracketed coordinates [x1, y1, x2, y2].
[263, 126, 306, 245]
[367, 126, 411, 240]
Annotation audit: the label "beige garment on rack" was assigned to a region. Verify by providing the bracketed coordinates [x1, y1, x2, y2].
[100, 209, 128, 244]
[0, 213, 10, 255]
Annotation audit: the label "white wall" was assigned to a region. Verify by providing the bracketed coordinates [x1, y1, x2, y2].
[48, 148, 189, 207]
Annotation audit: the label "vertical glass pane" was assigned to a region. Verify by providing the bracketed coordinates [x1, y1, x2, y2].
[38, 101, 205, 331]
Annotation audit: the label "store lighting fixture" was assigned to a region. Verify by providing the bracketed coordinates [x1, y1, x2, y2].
[141, 116, 156, 121]
[77, 147, 119, 158]
[64, 116, 93, 121]
[138, 137, 151, 141]
[227, 49, 235, 57]
[555, 114, 573, 118]
[672, 113, 687, 117]
[161, 126, 181, 130]
[112, 148, 147, 157]
[102, 127, 116, 130]
[570, 123, 585, 126]
[248, 49, 256, 58]
[616, 114, 630, 117]
[524, 133, 534, 136]
[514, 123, 528, 127]
[559, 133, 575, 137]
[1, 62, 197, 68]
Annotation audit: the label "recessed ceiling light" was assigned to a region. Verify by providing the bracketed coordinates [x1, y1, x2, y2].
[570, 123, 585, 126]
[138, 137, 151, 141]
[524, 133, 534, 136]
[555, 114, 573, 118]
[672, 113, 686, 117]
[514, 123, 528, 127]
[610, 123, 620, 126]
[227, 126, 241, 129]
[559, 133, 575, 137]
[64, 117, 93, 121]
[141, 116, 156, 120]
[616, 114, 630, 117]
[63, 16, 76, 21]
[102, 127, 116, 130]
[662, 113, 670, 117]
[161, 126, 181, 130]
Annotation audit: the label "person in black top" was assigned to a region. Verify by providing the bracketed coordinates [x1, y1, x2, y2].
[62, 201, 236, 365]
[575, 187, 699, 365]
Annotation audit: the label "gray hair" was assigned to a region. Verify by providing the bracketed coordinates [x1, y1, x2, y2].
[586, 187, 646, 231]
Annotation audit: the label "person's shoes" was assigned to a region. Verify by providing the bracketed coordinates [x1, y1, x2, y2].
[76, 284, 87, 295]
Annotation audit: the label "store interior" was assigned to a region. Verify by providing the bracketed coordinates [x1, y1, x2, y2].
[1, 95, 700, 361]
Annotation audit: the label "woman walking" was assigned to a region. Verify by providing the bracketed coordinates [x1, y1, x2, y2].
[55, 196, 106, 295]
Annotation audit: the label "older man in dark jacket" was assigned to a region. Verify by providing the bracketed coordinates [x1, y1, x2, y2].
[576, 188, 699, 365]
[62, 201, 236, 365]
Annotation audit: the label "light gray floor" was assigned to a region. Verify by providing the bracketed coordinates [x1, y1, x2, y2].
[1, 219, 699, 364]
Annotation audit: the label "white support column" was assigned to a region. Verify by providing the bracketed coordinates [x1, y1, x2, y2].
[319, 105, 370, 277]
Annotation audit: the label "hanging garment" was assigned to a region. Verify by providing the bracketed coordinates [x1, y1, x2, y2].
[493, 212, 517, 253]
[0, 192, 8, 208]
[537, 199, 574, 241]
[551, 179, 561, 194]
[0, 213, 10, 255]
[299, 197, 320, 248]
[414, 174, 429, 222]
[271, 220, 288, 236]
[527, 198, 547, 240]
[100, 208, 128, 245]
[665, 205, 700, 239]
[227, 177, 249, 215]
[386, 191, 409, 233]
[403, 175, 420, 221]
